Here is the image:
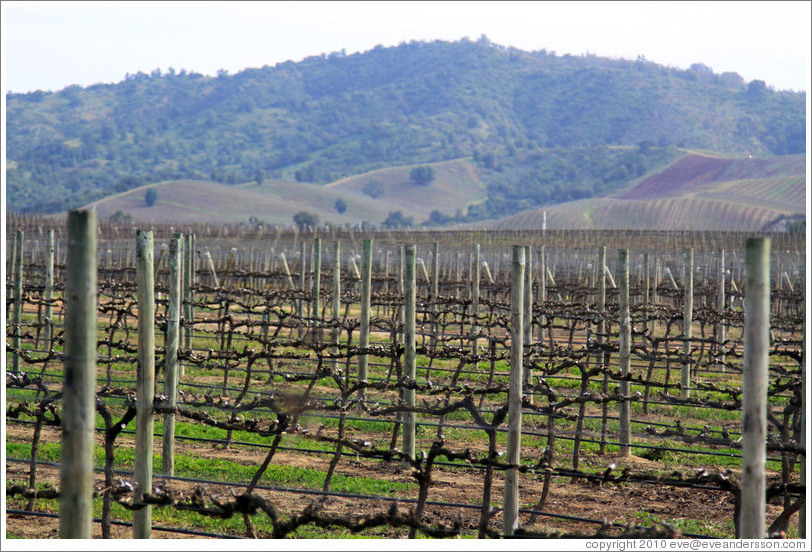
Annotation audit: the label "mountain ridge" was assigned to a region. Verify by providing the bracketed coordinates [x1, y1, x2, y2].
[5, 38, 806, 223]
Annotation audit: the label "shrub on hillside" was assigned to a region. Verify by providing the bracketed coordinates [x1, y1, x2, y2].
[410, 166, 435, 186]
[145, 188, 158, 207]
[293, 211, 320, 229]
[362, 180, 384, 198]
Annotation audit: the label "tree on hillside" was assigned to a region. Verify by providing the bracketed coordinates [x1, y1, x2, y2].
[424, 210, 453, 226]
[410, 166, 435, 186]
[145, 188, 158, 207]
[382, 210, 413, 228]
[746, 80, 767, 101]
[109, 209, 132, 223]
[334, 198, 348, 214]
[293, 211, 319, 229]
[362, 179, 385, 198]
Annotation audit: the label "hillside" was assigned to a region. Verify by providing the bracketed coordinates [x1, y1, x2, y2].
[619, 153, 807, 200]
[491, 153, 806, 231]
[5, 38, 806, 223]
[83, 158, 488, 226]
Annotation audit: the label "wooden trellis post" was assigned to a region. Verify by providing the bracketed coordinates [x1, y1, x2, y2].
[60, 211, 97, 539]
[279, 251, 295, 289]
[471, 243, 480, 355]
[8, 231, 17, 315]
[134, 229, 155, 539]
[162, 234, 182, 476]
[598, 246, 609, 455]
[331, 241, 341, 368]
[618, 248, 631, 457]
[402, 245, 417, 462]
[504, 245, 525, 537]
[204, 249, 219, 287]
[739, 237, 770, 539]
[523, 245, 534, 396]
[44, 229, 55, 349]
[800, 330, 806, 538]
[429, 242, 439, 351]
[681, 248, 694, 399]
[12, 230, 24, 374]
[358, 238, 372, 401]
[182, 234, 195, 377]
[643, 251, 650, 338]
[312, 238, 322, 345]
[718, 249, 726, 371]
[299, 240, 307, 336]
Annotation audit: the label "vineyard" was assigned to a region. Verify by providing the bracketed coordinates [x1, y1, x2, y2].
[494, 153, 806, 232]
[4, 216, 807, 540]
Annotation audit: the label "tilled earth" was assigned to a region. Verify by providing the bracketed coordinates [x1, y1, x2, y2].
[7, 422, 792, 540]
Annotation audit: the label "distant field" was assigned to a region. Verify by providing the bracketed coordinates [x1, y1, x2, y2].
[82, 158, 487, 226]
[80, 152, 804, 231]
[493, 153, 806, 231]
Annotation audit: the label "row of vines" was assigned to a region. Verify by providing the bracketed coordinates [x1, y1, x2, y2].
[5, 222, 806, 539]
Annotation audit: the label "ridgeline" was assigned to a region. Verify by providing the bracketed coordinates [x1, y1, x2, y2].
[5, 38, 805, 227]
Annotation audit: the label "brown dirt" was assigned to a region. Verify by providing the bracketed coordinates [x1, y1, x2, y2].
[4, 421, 796, 540]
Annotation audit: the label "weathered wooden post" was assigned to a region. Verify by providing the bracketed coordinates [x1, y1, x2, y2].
[384, 248, 391, 294]
[504, 245, 525, 537]
[718, 249, 726, 371]
[618, 248, 631, 458]
[664, 266, 679, 290]
[454, 251, 461, 299]
[134, 230, 155, 539]
[653, 257, 661, 305]
[59, 211, 97, 539]
[643, 251, 651, 339]
[430, 242, 439, 351]
[162, 235, 182, 476]
[800, 330, 806, 538]
[350, 254, 362, 280]
[298, 240, 307, 337]
[183, 234, 195, 374]
[482, 260, 495, 285]
[312, 238, 322, 345]
[44, 229, 55, 349]
[471, 244, 481, 356]
[331, 241, 341, 368]
[681, 248, 694, 399]
[8, 231, 18, 309]
[604, 262, 616, 289]
[523, 245, 534, 397]
[398, 245, 405, 297]
[12, 230, 24, 374]
[598, 247, 609, 455]
[204, 249, 219, 287]
[739, 237, 770, 539]
[358, 239, 372, 401]
[782, 271, 794, 293]
[539, 245, 546, 325]
[402, 245, 417, 462]
[279, 252, 295, 289]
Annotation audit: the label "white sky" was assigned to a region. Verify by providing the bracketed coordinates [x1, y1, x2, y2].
[2, 0, 810, 95]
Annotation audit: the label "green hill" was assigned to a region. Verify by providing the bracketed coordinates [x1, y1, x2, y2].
[491, 153, 806, 231]
[6, 38, 805, 223]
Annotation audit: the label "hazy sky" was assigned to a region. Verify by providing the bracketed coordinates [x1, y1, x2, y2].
[2, 0, 811, 95]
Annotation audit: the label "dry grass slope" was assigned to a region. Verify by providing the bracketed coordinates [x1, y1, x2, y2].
[80, 159, 487, 226]
[492, 153, 806, 231]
